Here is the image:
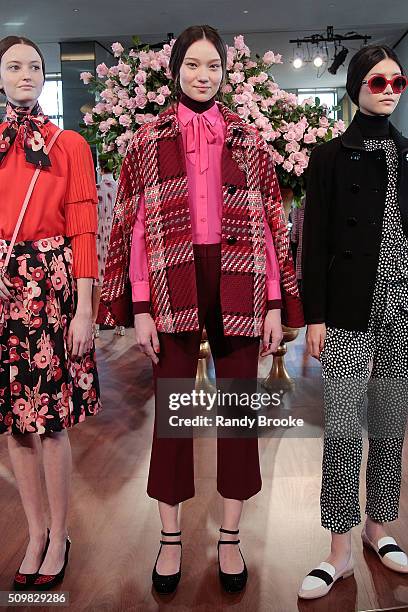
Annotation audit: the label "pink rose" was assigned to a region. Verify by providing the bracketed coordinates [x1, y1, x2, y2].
[234, 35, 246, 51]
[80, 71, 93, 84]
[319, 116, 330, 128]
[155, 94, 165, 105]
[285, 140, 300, 153]
[106, 117, 117, 126]
[119, 114, 132, 127]
[83, 113, 93, 126]
[222, 84, 233, 94]
[112, 105, 124, 116]
[159, 85, 171, 97]
[228, 71, 245, 85]
[282, 160, 294, 172]
[120, 74, 132, 87]
[303, 132, 317, 144]
[262, 51, 275, 65]
[93, 102, 106, 115]
[147, 91, 156, 102]
[96, 63, 109, 78]
[316, 127, 327, 138]
[150, 59, 161, 71]
[111, 42, 124, 57]
[99, 121, 109, 133]
[135, 70, 147, 84]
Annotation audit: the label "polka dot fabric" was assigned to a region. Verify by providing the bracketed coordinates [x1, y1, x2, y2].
[319, 137, 408, 533]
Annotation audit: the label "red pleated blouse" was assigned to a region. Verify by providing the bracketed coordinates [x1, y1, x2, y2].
[0, 120, 98, 278]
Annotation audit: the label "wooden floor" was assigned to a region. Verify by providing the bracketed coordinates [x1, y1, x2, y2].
[1, 328, 408, 612]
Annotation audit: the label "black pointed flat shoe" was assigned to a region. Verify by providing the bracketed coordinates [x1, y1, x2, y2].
[217, 527, 248, 593]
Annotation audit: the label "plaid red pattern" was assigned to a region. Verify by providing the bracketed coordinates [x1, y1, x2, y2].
[101, 103, 304, 335]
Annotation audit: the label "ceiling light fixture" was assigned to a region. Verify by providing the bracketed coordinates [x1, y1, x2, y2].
[4, 22, 25, 26]
[293, 57, 303, 69]
[313, 55, 323, 68]
[328, 46, 349, 74]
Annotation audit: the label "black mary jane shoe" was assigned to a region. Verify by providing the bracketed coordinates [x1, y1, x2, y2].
[152, 530, 182, 594]
[217, 527, 248, 593]
[13, 529, 50, 591]
[32, 536, 71, 590]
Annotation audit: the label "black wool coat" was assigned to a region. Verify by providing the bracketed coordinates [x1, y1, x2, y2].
[302, 116, 408, 331]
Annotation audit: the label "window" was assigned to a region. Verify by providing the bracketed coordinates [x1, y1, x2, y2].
[297, 89, 338, 118]
[39, 77, 64, 127]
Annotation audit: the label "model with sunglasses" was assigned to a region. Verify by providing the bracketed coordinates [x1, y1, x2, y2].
[299, 45, 408, 599]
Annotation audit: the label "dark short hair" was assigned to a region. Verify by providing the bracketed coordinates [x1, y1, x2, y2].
[169, 25, 227, 100]
[346, 44, 404, 105]
[0, 36, 46, 95]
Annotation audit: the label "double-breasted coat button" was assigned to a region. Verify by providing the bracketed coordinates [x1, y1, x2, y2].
[227, 236, 237, 245]
[228, 185, 237, 195]
[343, 250, 353, 259]
[347, 216, 357, 226]
[350, 152, 361, 161]
[350, 183, 360, 194]
[405, 152, 408, 162]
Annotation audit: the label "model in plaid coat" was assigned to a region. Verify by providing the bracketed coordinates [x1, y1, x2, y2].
[101, 26, 304, 595]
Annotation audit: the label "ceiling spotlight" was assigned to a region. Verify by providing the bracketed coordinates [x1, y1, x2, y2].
[313, 55, 323, 68]
[73, 8, 80, 12]
[243, 9, 249, 13]
[328, 46, 349, 74]
[293, 57, 303, 69]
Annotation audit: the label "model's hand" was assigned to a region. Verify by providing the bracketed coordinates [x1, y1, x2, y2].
[67, 311, 93, 358]
[306, 323, 326, 360]
[260, 309, 283, 356]
[134, 313, 160, 364]
[0, 273, 14, 301]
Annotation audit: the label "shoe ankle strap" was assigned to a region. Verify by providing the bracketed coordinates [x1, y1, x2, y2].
[219, 527, 239, 535]
[161, 530, 181, 537]
[218, 539, 240, 545]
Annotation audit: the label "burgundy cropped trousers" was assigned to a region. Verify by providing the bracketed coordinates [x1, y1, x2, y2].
[147, 243, 262, 505]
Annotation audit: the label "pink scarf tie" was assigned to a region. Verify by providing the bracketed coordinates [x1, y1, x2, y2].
[185, 113, 217, 174]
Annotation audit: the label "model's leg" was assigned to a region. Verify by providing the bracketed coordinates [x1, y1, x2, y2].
[38, 430, 72, 574]
[364, 311, 408, 545]
[148, 330, 202, 576]
[7, 433, 48, 573]
[319, 327, 374, 567]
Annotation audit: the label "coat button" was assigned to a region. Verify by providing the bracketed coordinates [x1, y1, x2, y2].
[343, 250, 353, 259]
[350, 183, 360, 194]
[350, 152, 361, 161]
[227, 236, 237, 245]
[368, 218, 377, 226]
[347, 216, 357, 226]
[228, 185, 237, 195]
[405, 152, 408, 162]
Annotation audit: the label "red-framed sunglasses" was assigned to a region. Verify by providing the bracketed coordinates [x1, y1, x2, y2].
[362, 74, 408, 94]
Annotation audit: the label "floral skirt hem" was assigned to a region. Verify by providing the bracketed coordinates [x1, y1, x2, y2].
[0, 235, 102, 435]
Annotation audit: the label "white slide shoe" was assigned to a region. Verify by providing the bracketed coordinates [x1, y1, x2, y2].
[298, 555, 354, 600]
[362, 529, 408, 573]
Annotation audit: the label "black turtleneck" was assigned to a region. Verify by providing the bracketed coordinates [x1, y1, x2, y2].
[179, 92, 216, 113]
[355, 109, 390, 139]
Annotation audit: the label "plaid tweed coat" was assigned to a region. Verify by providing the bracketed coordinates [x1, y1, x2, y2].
[101, 102, 304, 335]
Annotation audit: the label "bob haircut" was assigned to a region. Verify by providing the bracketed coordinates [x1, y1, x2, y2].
[346, 44, 404, 105]
[168, 25, 227, 101]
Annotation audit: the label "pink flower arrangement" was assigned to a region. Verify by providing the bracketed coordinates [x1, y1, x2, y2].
[80, 35, 345, 198]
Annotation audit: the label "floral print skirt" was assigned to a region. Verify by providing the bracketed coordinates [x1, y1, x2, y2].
[0, 235, 102, 435]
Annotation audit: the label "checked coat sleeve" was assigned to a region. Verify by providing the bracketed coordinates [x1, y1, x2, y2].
[257, 134, 304, 328]
[100, 134, 143, 326]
